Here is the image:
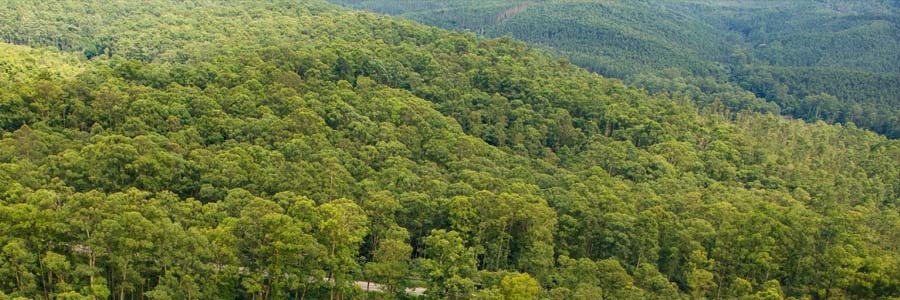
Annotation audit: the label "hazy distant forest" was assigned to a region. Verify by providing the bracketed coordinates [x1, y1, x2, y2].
[334, 0, 900, 138]
[0, 1, 898, 299]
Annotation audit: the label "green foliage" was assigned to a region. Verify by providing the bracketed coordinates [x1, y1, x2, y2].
[0, 0, 898, 299]
[333, 0, 900, 137]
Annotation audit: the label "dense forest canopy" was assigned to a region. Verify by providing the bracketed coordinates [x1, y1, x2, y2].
[331, 0, 900, 138]
[0, 0, 899, 299]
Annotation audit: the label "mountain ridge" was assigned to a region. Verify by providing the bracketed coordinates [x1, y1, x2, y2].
[331, 0, 900, 138]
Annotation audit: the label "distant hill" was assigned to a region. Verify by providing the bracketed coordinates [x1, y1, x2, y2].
[331, 0, 900, 137]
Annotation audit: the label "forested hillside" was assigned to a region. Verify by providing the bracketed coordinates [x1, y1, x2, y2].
[0, 1, 899, 299]
[331, 0, 900, 138]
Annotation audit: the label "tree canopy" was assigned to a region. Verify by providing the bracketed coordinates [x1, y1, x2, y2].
[0, 0, 898, 299]
[333, 0, 900, 138]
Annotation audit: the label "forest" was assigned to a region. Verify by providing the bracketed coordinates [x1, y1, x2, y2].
[331, 0, 900, 138]
[0, 0, 899, 299]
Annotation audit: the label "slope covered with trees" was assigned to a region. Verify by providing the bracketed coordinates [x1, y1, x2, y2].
[331, 0, 900, 138]
[0, 0, 899, 299]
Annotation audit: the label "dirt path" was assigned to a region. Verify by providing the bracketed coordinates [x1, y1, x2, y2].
[355, 281, 427, 296]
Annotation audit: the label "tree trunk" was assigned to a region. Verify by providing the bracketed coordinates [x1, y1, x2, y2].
[330, 241, 337, 300]
[38, 253, 51, 299]
[89, 253, 96, 300]
[14, 263, 22, 294]
[121, 264, 127, 300]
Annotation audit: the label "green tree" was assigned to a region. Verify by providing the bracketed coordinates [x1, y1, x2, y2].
[420, 230, 477, 299]
[317, 199, 368, 300]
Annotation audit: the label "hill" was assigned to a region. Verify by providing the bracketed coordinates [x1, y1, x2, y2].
[0, 0, 899, 299]
[331, 0, 900, 138]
